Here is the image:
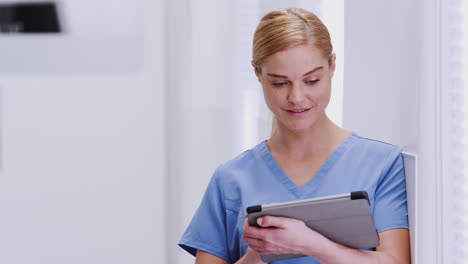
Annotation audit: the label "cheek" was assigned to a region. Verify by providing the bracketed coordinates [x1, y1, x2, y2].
[262, 88, 282, 108]
[321, 88, 332, 104]
[314, 83, 332, 104]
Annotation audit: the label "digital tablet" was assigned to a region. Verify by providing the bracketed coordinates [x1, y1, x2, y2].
[246, 191, 379, 262]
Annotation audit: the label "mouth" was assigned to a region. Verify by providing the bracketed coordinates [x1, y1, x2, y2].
[287, 108, 310, 113]
[285, 107, 313, 116]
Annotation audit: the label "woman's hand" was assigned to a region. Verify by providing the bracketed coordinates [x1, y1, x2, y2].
[242, 216, 326, 256]
[241, 216, 410, 264]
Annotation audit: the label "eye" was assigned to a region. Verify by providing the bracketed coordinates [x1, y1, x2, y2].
[307, 79, 320, 85]
[272, 82, 288, 87]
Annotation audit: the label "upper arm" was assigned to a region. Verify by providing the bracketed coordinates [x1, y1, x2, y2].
[376, 228, 411, 264]
[178, 169, 232, 261]
[195, 250, 230, 264]
[373, 151, 409, 232]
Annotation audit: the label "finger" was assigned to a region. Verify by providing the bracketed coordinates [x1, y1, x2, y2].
[243, 236, 265, 252]
[257, 215, 292, 228]
[243, 218, 264, 238]
[244, 238, 276, 255]
[242, 234, 261, 245]
[243, 225, 262, 240]
[244, 216, 258, 229]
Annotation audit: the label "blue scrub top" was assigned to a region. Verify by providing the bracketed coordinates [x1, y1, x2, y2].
[179, 133, 409, 263]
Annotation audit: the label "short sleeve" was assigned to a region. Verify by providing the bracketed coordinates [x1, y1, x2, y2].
[373, 150, 409, 232]
[178, 168, 231, 262]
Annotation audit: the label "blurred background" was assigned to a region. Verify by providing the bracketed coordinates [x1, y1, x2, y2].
[0, 0, 466, 263]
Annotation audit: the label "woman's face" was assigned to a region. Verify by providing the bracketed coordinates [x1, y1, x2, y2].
[256, 44, 335, 133]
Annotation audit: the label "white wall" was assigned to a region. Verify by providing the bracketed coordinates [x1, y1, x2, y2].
[0, 1, 167, 263]
[165, 1, 242, 262]
[343, 1, 440, 263]
[342, 1, 420, 147]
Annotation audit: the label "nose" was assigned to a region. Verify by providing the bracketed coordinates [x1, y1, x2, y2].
[287, 83, 306, 105]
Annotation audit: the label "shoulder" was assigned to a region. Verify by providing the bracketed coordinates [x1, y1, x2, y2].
[217, 141, 267, 175]
[212, 141, 269, 200]
[347, 134, 407, 192]
[349, 133, 402, 159]
[342, 133, 403, 175]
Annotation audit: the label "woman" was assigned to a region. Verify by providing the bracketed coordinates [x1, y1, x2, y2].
[179, 8, 410, 264]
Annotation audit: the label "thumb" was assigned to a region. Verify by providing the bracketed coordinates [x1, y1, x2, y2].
[257, 216, 288, 228]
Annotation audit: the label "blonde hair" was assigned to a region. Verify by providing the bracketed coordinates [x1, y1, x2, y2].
[253, 8, 333, 71]
[252, 8, 333, 133]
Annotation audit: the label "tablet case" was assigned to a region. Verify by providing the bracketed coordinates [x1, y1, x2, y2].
[246, 191, 379, 262]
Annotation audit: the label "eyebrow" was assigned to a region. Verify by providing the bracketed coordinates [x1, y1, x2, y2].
[266, 66, 324, 78]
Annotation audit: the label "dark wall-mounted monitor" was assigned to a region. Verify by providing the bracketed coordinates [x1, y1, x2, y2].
[0, 2, 61, 33]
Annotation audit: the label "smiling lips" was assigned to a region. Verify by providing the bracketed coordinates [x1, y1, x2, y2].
[288, 108, 309, 113]
[285, 107, 312, 116]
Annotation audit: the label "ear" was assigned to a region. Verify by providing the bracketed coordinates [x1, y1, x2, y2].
[251, 60, 262, 81]
[328, 53, 336, 78]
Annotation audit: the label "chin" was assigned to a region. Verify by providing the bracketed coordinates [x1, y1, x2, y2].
[285, 122, 314, 132]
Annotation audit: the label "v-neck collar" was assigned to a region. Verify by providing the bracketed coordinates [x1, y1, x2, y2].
[257, 132, 357, 199]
